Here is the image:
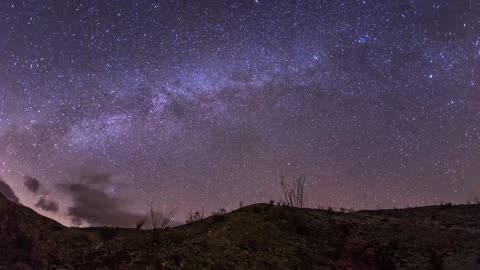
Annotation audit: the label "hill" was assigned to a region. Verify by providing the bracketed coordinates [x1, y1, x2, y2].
[1, 194, 479, 270]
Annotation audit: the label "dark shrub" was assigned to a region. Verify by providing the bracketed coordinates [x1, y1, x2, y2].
[240, 238, 259, 252]
[391, 223, 401, 233]
[377, 249, 397, 270]
[169, 254, 182, 267]
[429, 251, 444, 270]
[186, 210, 204, 225]
[16, 235, 33, 252]
[50, 224, 63, 231]
[136, 218, 146, 230]
[146, 205, 177, 229]
[338, 223, 350, 236]
[387, 239, 399, 250]
[280, 175, 307, 208]
[252, 206, 263, 213]
[212, 207, 227, 223]
[98, 227, 118, 241]
[150, 229, 161, 243]
[286, 212, 309, 235]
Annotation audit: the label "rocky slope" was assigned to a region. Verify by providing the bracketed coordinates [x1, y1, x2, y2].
[1, 193, 479, 270]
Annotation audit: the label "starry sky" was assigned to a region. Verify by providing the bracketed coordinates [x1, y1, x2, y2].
[0, 0, 479, 227]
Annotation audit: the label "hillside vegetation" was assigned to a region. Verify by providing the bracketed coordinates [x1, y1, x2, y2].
[1, 194, 480, 270]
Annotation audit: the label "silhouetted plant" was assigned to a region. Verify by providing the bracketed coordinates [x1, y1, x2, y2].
[440, 202, 453, 209]
[269, 199, 275, 205]
[377, 249, 397, 270]
[146, 203, 177, 229]
[252, 205, 263, 213]
[387, 239, 400, 250]
[429, 250, 444, 270]
[186, 210, 204, 224]
[211, 207, 227, 222]
[98, 227, 118, 241]
[391, 223, 401, 233]
[136, 218, 146, 230]
[474, 198, 480, 205]
[339, 207, 347, 213]
[290, 213, 309, 235]
[16, 234, 33, 252]
[280, 175, 307, 208]
[336, 223, 350, 237]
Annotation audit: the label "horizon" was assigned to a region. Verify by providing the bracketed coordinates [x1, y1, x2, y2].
[0, 0, 479, 228]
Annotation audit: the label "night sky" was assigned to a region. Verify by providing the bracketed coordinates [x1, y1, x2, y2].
[0, 0, 479, 227]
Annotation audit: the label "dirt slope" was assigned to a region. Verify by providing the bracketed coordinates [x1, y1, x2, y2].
[1, 194, 479, 270]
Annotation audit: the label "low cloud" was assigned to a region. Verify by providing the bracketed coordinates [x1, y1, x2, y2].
[35, 196, 59, 213]
[57, 172, 141, 227]
[24, 175, 40, 193]
[0, 178, 19, 203]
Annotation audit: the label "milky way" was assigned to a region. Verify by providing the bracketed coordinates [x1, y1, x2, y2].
[0, 0, 479, 226]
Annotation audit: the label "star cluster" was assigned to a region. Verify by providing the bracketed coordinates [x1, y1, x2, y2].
[0, 0, 479, 226]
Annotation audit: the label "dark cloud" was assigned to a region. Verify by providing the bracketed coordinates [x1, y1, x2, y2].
[35, 197, 59, 213]
[0, 178, 19, 203]
[57, 173, 141, 227]
[24, 175, 40, 193]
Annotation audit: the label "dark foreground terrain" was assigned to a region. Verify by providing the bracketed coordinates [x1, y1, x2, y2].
[1, 193, 480, 270]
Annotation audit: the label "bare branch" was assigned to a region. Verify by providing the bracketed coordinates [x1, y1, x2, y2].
[145, 203, 177, 229]
[280, 175, 307, 208]
[186, 210, 204, 224]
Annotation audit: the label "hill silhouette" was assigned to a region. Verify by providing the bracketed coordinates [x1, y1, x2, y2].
[1, 194, 480, 269]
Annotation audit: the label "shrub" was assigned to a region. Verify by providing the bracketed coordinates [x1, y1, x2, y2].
[277, 201, 287, 206]
[145, 203, 177, 229]
[211, 207, 227, 223]
[387, 239, 399, 250]
[269, 200, 275, 205]
[338, 223, 350, 236]
[186, 210, 204, 224]
[429, 251, 444, 270]
[16, 235, 33, 252]
[136, 218, 146, 230]
[240, 237, 260, 252]
[280, 175, 307, 208]
[391, 223, 401, 233]
[50, 224, 63, 231]
[377, 249, 397, 270]
[284, 212, 309, 235]
[252, 205, 263, 213]
[98, 227, 118, 241]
